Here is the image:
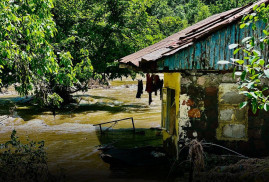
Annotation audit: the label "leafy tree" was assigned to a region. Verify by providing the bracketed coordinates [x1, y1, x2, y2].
[194, 3, 212, 23]
[219, 3, 269, 114]
[0, 0, 93, 106]
[149, 0, 211, 25]
[0, 0, 58, 94]
[52, 0, 164, 80]
[1, 0, 260, 107]
[209, 0, 257, 14]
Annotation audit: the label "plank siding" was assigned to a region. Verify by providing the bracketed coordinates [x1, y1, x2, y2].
[160, 21, 267, 71]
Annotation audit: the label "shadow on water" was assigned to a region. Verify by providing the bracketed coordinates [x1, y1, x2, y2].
[0, 96, 150, 121]
[95, 128, 174, 181]
[60, 103, 149, 114]
[73, 94, 118, 101]
[0, 96, 33, 115]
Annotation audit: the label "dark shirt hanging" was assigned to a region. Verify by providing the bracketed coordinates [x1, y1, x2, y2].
[145, 73, 153, 93]
[153, 75, 160, 96]
[136, 80, 143, 98]
[146, 73, 153, 105]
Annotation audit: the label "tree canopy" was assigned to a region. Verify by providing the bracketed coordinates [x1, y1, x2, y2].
[0, 0, 258, 106]
[0, 0, 93, 107]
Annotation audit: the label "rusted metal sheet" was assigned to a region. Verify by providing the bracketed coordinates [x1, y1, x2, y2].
[141, 48, 171, 62]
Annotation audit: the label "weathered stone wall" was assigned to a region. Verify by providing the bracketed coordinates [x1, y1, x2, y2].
[179, 71, 269, 156]
[217, 83, 248, 140]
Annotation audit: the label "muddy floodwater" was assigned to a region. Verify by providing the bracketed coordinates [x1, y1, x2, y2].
[0, 77, 165, 182]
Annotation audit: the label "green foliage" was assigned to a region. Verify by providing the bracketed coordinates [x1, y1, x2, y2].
[220, 3, 269, 114]
[0, 0, 257, 107]
[47, 93, 64, 109]
[0, 0, 94, 107]
[0, 130, 48, 181]
[149, 0, 212, 25]
[52, 0, 226, 81]
[210, 0, 256, 14]
[195, 4, 212, 23]
[52, 0, 165, 80]
[0, 0, 58, 94]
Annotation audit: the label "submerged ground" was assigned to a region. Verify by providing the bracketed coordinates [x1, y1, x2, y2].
[3, 76, 268, 182]
[0, 76, 166, 182]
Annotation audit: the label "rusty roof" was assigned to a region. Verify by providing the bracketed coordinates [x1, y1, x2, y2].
[119, 0, 269, 68]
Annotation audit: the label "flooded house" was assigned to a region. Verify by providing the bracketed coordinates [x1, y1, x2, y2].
[119, 0, 269, 158]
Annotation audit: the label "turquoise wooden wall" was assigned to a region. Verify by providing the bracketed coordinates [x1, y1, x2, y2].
[157, 21, 268, 71]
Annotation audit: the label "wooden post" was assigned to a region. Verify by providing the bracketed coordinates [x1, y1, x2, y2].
[131, 117, 135, 133]
[99, 125, 102, 134]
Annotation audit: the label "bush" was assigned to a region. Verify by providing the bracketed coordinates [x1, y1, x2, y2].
[0, 130, 61, 182]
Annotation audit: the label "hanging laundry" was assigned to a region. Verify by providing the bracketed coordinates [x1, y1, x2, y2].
[148, 92, 152, 105]
[145, 73, 153, 93]
[153, 75, 160, 96]
[136, 80, 143, 98]
[145, 73, 153, 105]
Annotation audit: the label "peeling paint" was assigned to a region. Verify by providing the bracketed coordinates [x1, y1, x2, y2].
[162, 71, 269, 157]
[161, 21, 268, 71]
[179, 94, 191, 140]
[162, 73, 181, 158]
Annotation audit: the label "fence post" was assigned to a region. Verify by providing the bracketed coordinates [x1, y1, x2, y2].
[131, 117, 135, 133]
[99, 125, 102, 134]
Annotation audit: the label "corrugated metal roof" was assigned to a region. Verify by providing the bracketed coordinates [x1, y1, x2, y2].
[119, 0, 269, 68]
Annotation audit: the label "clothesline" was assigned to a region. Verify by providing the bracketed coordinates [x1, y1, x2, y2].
[136, 73, 163, 105]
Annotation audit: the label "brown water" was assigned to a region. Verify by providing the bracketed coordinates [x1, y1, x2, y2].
[0, 77, 164, 182]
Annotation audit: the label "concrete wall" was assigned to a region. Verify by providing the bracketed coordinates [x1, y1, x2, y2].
[176, 71, 269, 157]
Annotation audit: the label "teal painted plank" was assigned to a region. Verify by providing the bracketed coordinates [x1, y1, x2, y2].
[189, 46, 194, 70]
[184, 49, 188, 70]
[158, 20, 267, 71]
[169, 56, 174, 70]
[181, 49, 186, 70]
[195, 42, 201, 69]
[201, 39, 207, 70]
[238, 25, 245, 61]
[175, 51, 180, 70]
[168, 56, 171, 70]
[214, 31, 221, 70]
[205, 37, 210, 70]
[220, 29, 226, 70]
[234, 23, 240, 62]
[228, 24, 234, 67]
[170, 56, 173, 68]
[209, 33, 215, 69]
[164, 55, 169, 68]
[224, 26, 230, 70]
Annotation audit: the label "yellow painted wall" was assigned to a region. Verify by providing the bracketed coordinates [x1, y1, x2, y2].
[162, 73, 181, 158]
